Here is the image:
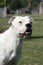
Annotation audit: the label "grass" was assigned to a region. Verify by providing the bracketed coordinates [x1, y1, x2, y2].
[0, 14, 43, 65]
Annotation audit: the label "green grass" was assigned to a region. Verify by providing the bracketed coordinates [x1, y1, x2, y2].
[0, 14, 43, 65]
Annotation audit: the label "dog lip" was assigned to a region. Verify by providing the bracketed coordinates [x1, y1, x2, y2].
[19, 33, 25, 37]
[19, 31, 31, 37]
[19, 29, 32, 37]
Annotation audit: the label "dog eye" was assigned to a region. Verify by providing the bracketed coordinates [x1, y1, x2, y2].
[19, 21, 22, 24]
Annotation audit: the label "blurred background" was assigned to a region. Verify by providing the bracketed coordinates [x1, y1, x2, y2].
[0, 0, 43, 17]
[0, 0, 43, 65]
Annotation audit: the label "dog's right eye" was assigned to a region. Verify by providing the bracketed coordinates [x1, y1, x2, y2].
[19, 21, 22, 24]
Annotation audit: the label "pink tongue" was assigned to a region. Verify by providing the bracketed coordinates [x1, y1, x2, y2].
[25, 32, 29, 35]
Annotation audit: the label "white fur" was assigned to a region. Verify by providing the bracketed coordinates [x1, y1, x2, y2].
[0, 16, 33, 65]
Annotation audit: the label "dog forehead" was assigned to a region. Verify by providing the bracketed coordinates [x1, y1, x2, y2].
[24, 16, 30, 23]
[12, 16, 30, 24]
[16, 16, 29, 22]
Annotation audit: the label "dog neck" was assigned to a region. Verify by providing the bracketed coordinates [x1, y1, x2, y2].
[3, 26, 20, 41]
[1, 26, 20, 47]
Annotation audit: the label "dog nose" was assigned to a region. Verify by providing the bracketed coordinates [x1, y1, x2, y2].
[26, 23, 31, 28]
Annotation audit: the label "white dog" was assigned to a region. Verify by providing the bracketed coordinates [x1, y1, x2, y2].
[0, 16, 33, 65]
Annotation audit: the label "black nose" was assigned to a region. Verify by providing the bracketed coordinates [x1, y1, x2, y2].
[26, 23, 31, 29]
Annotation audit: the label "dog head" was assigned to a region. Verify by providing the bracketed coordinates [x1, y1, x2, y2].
[8, 16, 34, 37]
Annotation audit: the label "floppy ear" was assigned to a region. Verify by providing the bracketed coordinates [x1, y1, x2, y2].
[8, 16, 16, 24]
[28, 16, 34, 24]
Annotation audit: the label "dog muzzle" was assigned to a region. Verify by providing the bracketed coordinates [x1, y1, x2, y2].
[19, 23, 32, 37]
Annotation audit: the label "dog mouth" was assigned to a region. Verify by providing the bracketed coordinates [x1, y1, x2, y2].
[19, 23, 32, 37]
[19, 29, 32, 37]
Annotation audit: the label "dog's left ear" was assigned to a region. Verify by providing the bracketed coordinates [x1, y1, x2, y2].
[28, 16, 34, 24]
[8, 16, 16, 24]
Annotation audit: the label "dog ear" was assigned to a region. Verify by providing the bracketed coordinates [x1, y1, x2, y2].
[8, 16, 16, 24]
[28, 16, 34, 24]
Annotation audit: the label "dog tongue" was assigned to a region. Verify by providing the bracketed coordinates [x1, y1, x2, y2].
[25, 32, 29, 35]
